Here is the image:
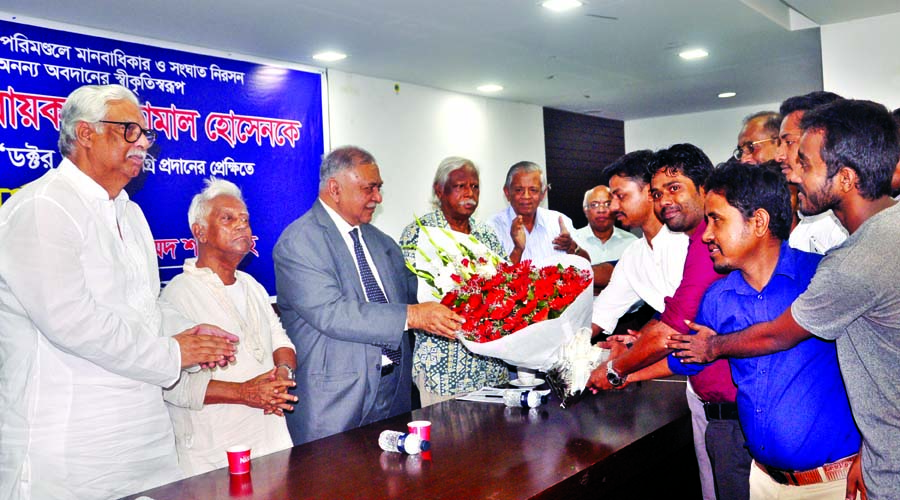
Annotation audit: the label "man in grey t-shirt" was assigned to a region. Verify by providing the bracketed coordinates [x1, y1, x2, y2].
[667, 99, 900, 500]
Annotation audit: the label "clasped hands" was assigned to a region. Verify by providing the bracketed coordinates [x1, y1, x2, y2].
[244, 367, 297, 416]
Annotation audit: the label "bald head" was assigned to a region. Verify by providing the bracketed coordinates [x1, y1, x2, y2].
[583, 185, 615, 234]
[736, 112, 781, 165]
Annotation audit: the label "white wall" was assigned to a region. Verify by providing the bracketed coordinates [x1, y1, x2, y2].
[327, 70, 545, 240]
[820, 12, 900, 110]
[624, 102, 780, 164]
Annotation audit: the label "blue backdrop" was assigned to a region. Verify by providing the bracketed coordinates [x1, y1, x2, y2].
[0, 20, 325, 294]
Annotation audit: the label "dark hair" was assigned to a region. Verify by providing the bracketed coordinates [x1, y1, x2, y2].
[779, 91, 844, 117]
[892, 108, 900, 127]
[800, 99, 900, 199]
[705, 159, 793, 241]
[743, 111, 782, 136]
[648, 143, 713, 189]
[601, 149, 654, 186]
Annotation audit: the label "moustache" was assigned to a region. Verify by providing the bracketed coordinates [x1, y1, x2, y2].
[460, 199, 477, 208]
[127, 148, 147, 160]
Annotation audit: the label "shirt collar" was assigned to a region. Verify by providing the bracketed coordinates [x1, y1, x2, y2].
[318, 198, 357, 235]
[58, 157, 130, 204]
[725, 241, 801, 296]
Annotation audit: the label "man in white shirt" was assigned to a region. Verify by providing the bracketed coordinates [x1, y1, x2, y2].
[488, 161, 584, 264]
[0, 84, 237, 499]
[590, 151, 688, 336]
[775, 91, 849, 254]
[162, 178, 298, 476]
[572, 185, 637, 294]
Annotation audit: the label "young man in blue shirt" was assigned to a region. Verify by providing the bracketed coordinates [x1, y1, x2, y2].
[668, 161, 860, 499]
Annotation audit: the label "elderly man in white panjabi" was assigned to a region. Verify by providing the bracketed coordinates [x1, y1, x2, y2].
[163, 178, 297, 476]
[0, 84, 237, 500]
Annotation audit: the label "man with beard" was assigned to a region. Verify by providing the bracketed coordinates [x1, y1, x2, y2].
[399, 156, 509, 405]
[669, 99, 900, 500]
[488, 161, 585, 264]
[589, 144, 750, 500]
[589, 150, 689, 342]
[774, 92, 848, 254]
[670, 161, 860, 499]
[572, 185, 637, 294]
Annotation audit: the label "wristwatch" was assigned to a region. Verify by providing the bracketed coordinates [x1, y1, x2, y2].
[606, 360, 627, 388]
[277, 364, 295, 381]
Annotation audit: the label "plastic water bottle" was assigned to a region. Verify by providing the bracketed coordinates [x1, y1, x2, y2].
[378, 431, 431, 454]
[503, 389, 548, 408]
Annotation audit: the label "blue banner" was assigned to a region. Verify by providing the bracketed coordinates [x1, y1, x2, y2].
[0, 20, 325, 294]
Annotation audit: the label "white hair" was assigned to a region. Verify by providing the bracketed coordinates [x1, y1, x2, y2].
[431, 156, 477, 208]
[58, 84, 139, 157]
[188, 177, 245, 228]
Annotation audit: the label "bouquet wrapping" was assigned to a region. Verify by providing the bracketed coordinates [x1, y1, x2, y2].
[451, 253, 594, 371]
[545, 327, 610, 408]
[405, 224, 593, 373]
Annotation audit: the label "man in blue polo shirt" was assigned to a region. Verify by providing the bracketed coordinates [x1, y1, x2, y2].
[669, 161, 860, 499]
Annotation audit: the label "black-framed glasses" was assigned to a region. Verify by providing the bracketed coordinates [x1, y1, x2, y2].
[97, 120, 157, 145]
[584, 201, 612, 211]
[733, 137, 779, 160]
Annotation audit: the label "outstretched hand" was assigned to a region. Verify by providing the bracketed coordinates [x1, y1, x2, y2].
[665, 319, 720, 364]
[408, 302, 464, 339]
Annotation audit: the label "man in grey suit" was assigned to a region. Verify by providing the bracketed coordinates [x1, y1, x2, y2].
[274, 145, 463, 445]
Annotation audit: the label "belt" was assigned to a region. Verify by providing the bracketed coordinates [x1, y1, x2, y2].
[755, 455, 856, 486]
[380, 363, 396, 377]
[703, 401, 739, 420]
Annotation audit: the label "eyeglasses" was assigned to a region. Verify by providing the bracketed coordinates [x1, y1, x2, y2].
[733, 137, 779, 160]
[584, 201, 612, 211]
[97, 120, 157, 145]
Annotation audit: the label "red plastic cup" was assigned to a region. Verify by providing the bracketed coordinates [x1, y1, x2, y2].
[407, 420, 431, 441]
[226, 445, 251, 475]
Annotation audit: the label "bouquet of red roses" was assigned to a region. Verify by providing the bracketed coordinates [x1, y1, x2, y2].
[446, 253, 594, 371]
[441, 259, 591, 343]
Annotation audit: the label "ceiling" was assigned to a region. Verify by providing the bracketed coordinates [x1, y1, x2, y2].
[2, 0, 899, 120]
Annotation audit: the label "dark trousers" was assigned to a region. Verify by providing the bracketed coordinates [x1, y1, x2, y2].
[705, 418, 752, 500]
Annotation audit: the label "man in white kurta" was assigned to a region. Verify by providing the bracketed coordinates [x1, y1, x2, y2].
[0, 84, 237, 500]
[162, 258, 296, 476]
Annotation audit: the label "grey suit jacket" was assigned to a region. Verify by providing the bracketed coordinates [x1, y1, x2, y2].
[274, 200, 416, 445]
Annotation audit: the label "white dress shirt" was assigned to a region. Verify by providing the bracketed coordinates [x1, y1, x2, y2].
[488, 205, 573, 263]
[788, 209, 848, 255]
[0, 159, 189, 500]
[591, 225, 689, 333]
[162, 259, 295, 476]
[572, 225, 638, 265]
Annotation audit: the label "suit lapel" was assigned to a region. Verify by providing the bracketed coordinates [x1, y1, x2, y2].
[311, 202, 367, 302]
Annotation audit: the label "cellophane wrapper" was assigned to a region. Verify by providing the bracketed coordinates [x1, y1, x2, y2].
[545, 327, 610, 408]
[456, 254, 594, 372]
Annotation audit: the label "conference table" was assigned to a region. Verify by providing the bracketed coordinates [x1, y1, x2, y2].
[123, 378, 698, 500]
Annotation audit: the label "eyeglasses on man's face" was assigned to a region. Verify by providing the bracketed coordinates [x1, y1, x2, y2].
[584, 201, 612, 211]
[733, 137, 779, 160]
[98, 120, 157, 145]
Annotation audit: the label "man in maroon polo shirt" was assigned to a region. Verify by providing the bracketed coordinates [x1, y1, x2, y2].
[588, 144, 751, 500]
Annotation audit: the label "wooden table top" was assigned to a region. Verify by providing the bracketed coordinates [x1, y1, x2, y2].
[123, 379, 691, 500]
